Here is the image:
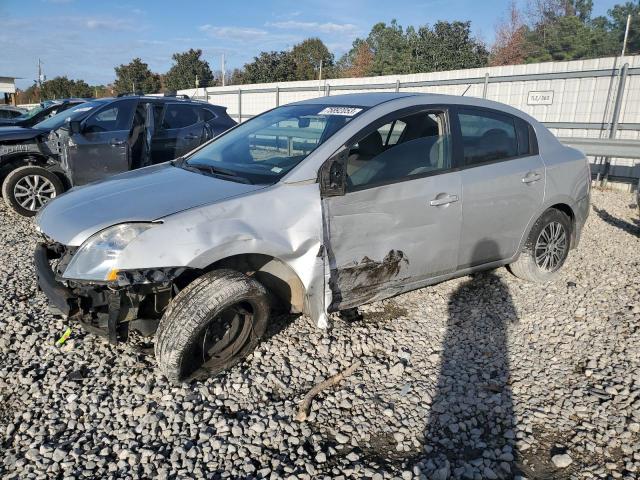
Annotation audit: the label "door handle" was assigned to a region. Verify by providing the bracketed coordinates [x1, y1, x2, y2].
[430, 194, 459, 206]
[522, 172, 542, 183]
[110, 139, 126, 146]
[184, 134, 198, 140]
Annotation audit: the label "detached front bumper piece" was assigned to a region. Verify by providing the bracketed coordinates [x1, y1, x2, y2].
[34, 243, 76, 316]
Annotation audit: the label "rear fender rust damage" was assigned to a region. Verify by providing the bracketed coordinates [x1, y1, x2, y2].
[113, 182, 329, 327]
[328, 249, 409, 311]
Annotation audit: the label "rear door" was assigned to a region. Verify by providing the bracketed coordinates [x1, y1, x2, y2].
[151, 103, 204, 162]
[455, 107, 545, 267]
[64, 99, 136, 185]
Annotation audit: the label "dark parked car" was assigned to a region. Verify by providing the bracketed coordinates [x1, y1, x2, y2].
[1, 94, 236, 216]
[0, 105, 27, 120]
[0, 99, 86, 127]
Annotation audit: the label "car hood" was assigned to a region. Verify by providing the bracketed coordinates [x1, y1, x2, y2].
[0, 126, 46, 142]
[36, 162, 266, 246]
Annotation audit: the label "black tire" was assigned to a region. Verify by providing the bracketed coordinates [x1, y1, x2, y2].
[155, 269, 270, 383]
[2, 165, 64, 217]
[508, 208, 572, 283]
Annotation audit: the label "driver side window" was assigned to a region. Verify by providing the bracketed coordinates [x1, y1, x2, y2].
[83, 100, 135, 134]
[347, 110, 451, 189]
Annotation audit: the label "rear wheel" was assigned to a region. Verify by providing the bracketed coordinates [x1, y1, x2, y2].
[155, 269, 270, 383]
[2, 165, 64, 216]
[508, 208, 572, 283]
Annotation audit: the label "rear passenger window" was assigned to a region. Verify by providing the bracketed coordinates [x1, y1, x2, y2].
[202, 109, 216, 122]
[515, 118, 534, 156]
[458, 110, 518, 165]
[162, 104, 200, 129]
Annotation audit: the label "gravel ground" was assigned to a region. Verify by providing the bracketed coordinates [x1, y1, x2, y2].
[1, 189, 639, 480]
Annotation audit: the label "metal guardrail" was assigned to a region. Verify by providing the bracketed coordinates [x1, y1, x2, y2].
[559, 137, 640, 159]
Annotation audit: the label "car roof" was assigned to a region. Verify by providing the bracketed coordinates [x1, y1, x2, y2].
[101, 95, 224, 109]
[290, 92, 524, 114]
[291, 92, 420, 108]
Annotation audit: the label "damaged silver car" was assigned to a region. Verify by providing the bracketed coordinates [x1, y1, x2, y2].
[34, 93, 591, 382]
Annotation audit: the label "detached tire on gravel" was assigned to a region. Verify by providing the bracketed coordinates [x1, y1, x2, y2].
[155, 269, 270, 383]
[2, 165, 64, 217]
[508, 208, 572, 283]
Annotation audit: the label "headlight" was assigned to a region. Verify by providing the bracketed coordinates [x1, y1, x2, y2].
[63, 223, 155, 281]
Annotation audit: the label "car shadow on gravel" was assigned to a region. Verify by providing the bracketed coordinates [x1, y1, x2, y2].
[421, 240, 523, 478]
[592, 206, 640, 236]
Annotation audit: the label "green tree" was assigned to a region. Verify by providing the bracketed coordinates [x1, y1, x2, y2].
[338, 19, 488, 77]
[164, 49, 215, 91]
[524, 14, 615, 62]
[412, 21, 489, 72]
[290, 38, 334, 80]
[606, 1, 640, 54]
[40, 76, 93, 99]
[113, 58, 161, 94]
[241, 51, 296, 84]
[366, 20, 413, 75]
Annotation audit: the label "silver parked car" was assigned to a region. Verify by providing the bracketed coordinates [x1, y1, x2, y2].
[34, 93, 591, 381]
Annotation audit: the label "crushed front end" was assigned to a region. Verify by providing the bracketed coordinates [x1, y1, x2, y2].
[34, 240, 186, 344]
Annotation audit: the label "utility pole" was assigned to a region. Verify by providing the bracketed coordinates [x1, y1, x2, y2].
[37, 59, 43, 88]
[621, 14, 631, 57]
[221, 54, 226, 87]
[318, 60, 323, 96]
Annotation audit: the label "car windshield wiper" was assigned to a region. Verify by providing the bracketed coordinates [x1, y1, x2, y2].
[185, 162, 253, 184]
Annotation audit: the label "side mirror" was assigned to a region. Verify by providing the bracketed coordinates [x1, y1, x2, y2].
[319, 155, 346, 197]
[68, 120, 82, 135]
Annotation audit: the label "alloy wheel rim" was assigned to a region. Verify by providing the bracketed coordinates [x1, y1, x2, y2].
[534, 221, 567, 271]
[13, 174, 56, 211]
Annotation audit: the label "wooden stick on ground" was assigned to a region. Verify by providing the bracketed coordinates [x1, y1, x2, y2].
[295, 360, 362, 422]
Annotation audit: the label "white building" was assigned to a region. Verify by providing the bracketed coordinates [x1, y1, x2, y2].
[0, 76, 19, 104]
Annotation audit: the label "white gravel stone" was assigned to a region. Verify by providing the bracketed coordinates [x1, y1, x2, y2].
[0, 190, 638, 478]
[551, 453, 573, 468]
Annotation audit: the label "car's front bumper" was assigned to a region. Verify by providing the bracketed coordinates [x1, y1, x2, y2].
[34, 243, 76, 316]
[34, 242, 177, 343]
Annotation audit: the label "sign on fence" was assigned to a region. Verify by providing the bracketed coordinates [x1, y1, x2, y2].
[527, 90, 554, 105]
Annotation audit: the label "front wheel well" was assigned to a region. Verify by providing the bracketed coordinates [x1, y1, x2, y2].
[0, 153, 51, 185]
[177, 254, 307, 314]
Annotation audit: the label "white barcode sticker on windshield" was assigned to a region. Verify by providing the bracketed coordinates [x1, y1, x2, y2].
[271, 166, 283, 173]
[72, 107, 93, 112]
[318, 107, 362, 117]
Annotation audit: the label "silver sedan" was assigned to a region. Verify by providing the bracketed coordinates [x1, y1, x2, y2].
[35, 92, 591, 381]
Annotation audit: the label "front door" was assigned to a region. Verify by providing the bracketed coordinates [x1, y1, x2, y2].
[323, 108, 463, 311]
[64, 99, 136, 185]
[454, 107, 546, 267]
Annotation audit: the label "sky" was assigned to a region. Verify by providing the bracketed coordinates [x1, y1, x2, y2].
[0, 0, 623, 89]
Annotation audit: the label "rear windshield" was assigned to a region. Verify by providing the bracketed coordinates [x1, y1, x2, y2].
[184, 104, 366, 184]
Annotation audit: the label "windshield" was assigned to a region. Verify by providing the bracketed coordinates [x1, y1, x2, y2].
[19, 104, 47, 120]
[34, 101, 100, 130]
[184, 104, 365, 184]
